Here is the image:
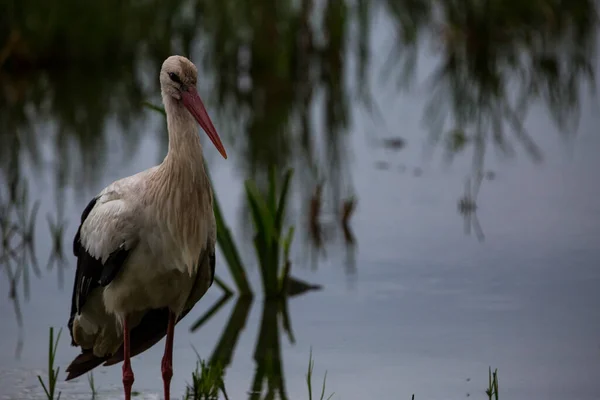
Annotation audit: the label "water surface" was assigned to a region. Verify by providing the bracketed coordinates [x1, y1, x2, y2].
[1, 3, 600, 400]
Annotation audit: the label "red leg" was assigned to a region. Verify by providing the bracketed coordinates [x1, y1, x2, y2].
[161, 311, 176, 400]
[122, 315, 135, 400]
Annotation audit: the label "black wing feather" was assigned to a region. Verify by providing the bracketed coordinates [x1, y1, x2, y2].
[98, 244, 131, 285]
[68, 196, 132, 346]
[209, 251, 215, 287]
[73, 196, 98, 256]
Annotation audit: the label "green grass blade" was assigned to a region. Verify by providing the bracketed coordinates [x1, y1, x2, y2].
[246, 180, 280, 294]
[47, 327, 53, 380]
[306, 348, 314, 400]
[283, 226, 294, 259]
[275, 169, 293, 235]
[252, 235, 271, 295]
[142, 101, 166, 115]
[245, 180, 275, 240]
[278, 226, 294, 293]
[268, 166, 277, 217]
[37, 376, 50, 399]
[282, 227, 294, 279]
[493, 369, 499, 400]
[202, 159, 252, 295]
[266, 168, 281, 294]
[319, 370, 328, 400]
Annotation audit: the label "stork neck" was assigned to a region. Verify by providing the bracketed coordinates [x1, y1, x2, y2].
[162, 96, 205, 166]
[150, 95, 213, 246]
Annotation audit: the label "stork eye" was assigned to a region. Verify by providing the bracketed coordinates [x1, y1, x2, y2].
[168, 72, 182, 84]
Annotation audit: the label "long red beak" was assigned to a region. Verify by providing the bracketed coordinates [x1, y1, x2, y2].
[182, 87, 228, 159]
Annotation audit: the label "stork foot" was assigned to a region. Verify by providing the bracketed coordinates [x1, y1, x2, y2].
[122, 363, 135, 400]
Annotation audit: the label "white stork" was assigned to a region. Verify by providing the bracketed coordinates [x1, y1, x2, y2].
[64, 55, 227, 400]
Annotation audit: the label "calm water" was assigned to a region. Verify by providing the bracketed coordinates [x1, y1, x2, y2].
[2, 10, 600, 400]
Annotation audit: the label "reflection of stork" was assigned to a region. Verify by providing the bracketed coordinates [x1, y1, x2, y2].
[65, 55, 227, 400]
[458, 172, 485, 242]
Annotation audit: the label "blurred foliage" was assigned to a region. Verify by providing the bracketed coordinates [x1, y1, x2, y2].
[0, 0, 197, 189]
[0, 0, 597, 197]
[380, 0, 598, 170]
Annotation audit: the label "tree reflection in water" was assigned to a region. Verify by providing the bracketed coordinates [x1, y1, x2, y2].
[0, 1, 598, 394]
[2, 0, 595, 199]
[190, 291, 311, 399]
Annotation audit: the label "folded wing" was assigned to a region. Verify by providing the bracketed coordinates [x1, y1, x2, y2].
[68, 192, 139, 347]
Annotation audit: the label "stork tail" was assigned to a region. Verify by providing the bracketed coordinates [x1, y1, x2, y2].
[65, 351, 107, 381]
[65, 308, 177, 380]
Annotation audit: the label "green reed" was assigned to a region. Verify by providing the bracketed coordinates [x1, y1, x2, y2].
[87, 371, 97, 399]
[306, 348, 334, 400]
[184, 356, 228, 400]
[486, 367, 500, 400]
[37, 327, 62, 400]
[245, 167, 294, 298]
[212, 181, 251, 296]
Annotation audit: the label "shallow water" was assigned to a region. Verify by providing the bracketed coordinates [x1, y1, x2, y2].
[2, 103, 600, 400]
[2, 9, 600, 400]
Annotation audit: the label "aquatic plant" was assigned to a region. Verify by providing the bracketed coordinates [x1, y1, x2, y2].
[37, 327, 62, 400]
[211, 179, 252, 296]
[184, 357, 228, 400]
[36, 318, 501, 400]
[245, 167, 295, 298]
[87, 371, 97, 399]
[486, 367, 500, 400]
[306, 348, 334, 400]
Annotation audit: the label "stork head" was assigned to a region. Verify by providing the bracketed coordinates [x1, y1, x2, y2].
[160, 55, 227, 159]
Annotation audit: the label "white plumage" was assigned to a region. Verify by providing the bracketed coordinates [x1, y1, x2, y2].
[65, 55, 228, 400]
